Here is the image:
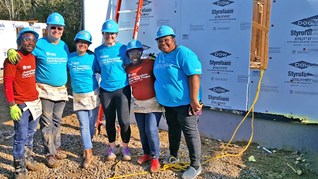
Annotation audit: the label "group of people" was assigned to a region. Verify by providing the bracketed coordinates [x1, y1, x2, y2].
[4, 12, 203, 179]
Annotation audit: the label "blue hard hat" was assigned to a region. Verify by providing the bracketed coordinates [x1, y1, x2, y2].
[127, 39, 143, 51]
[101, 20, 119, 33]
[155, 25, 175, 40]
[47, 12, 65, 26]
[74, 30, 92, 44]
[17, 27, 39, 41]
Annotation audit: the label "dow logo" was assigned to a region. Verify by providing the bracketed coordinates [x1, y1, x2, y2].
[289, 61, 311, 69]
[213, 0, 234, 7]
[291, 15, 318, 27]
[210, 50, 231, 58]
[209, 86, 229, 94]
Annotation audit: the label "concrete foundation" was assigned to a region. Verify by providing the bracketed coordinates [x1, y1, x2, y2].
[156, 109, 318, 153]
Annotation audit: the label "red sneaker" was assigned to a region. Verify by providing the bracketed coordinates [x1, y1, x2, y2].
[150, 159, 160, 173]
[137, 154, 151, 165]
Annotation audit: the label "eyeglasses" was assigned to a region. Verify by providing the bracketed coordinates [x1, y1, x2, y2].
[21, 37, 37, 43]
[50, 26, 63, 31]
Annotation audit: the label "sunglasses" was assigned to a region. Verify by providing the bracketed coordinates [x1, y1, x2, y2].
[50, 26, 63, 31]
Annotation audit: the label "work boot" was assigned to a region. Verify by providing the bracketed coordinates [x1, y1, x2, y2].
[55, 149, 67, 160]
[46, 155, 60, 168]
[25, 148, 42, 171]
[13, 158, 27, 179]
[83, 149, 94, 169]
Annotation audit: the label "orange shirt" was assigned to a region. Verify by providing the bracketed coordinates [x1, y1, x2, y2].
[126, 58, 155, 100]
[3, 52, 38, 104]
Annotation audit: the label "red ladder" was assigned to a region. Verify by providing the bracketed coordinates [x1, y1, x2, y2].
[115, 0, 144, 39]
[96, 0, 144, 134]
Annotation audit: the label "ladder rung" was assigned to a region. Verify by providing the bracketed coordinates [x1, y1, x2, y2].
[118, 9, 137, 14]
[119, 27, 134, 31]
[115, 0, 144, 39]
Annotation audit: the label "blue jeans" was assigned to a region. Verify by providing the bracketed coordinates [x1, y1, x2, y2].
[13, 104, 40, 160]
[164, 105, 201, 168]
[135, 112, 162, 159]
[40, 99, 66, 155]
[75, 107, 99, 150]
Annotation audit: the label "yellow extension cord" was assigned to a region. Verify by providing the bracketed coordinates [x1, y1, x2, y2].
[109, 69, 265, 179]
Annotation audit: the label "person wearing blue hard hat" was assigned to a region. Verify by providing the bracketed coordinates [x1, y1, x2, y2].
[125, 39, 164, 173]
[37, 12, 69, 168]
[3, 27, 43, 177]
[95, 19, 132, 161]
[7, 12, 70, 168]
[153, 25, 203, 179]
[34, 12, 70, 168]
[68, 30, 99, 168]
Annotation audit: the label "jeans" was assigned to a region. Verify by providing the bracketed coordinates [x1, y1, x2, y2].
[100, 86, 131, 143]
[76, 107, 99, 150]
[13, 104, 40, 160]
[164, 105, 201, 168]
[40, 99, 66, 155]
[135, 112, 162, 159]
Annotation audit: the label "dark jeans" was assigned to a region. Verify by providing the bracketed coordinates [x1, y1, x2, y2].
[135, 112, 162, 159]
[164, 105, 201, 168]
[40, 99, 66, 155]
[13, 104, 40, 160]
[100, 85, 131, 143]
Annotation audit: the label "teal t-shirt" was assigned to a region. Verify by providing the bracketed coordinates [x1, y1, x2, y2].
[68, 51, 99, 94]
[33, 37, 69, 86]
[94, 42, 129, 92]
[153, 46, 202, 107]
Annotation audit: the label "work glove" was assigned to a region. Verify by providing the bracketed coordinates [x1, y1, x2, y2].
[149, 53, 156, 60]
[7, 49, 21, 64]
[10, 104, 22, 121]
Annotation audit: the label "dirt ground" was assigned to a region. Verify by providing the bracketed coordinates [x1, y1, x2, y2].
[0, 78, 318, 179]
